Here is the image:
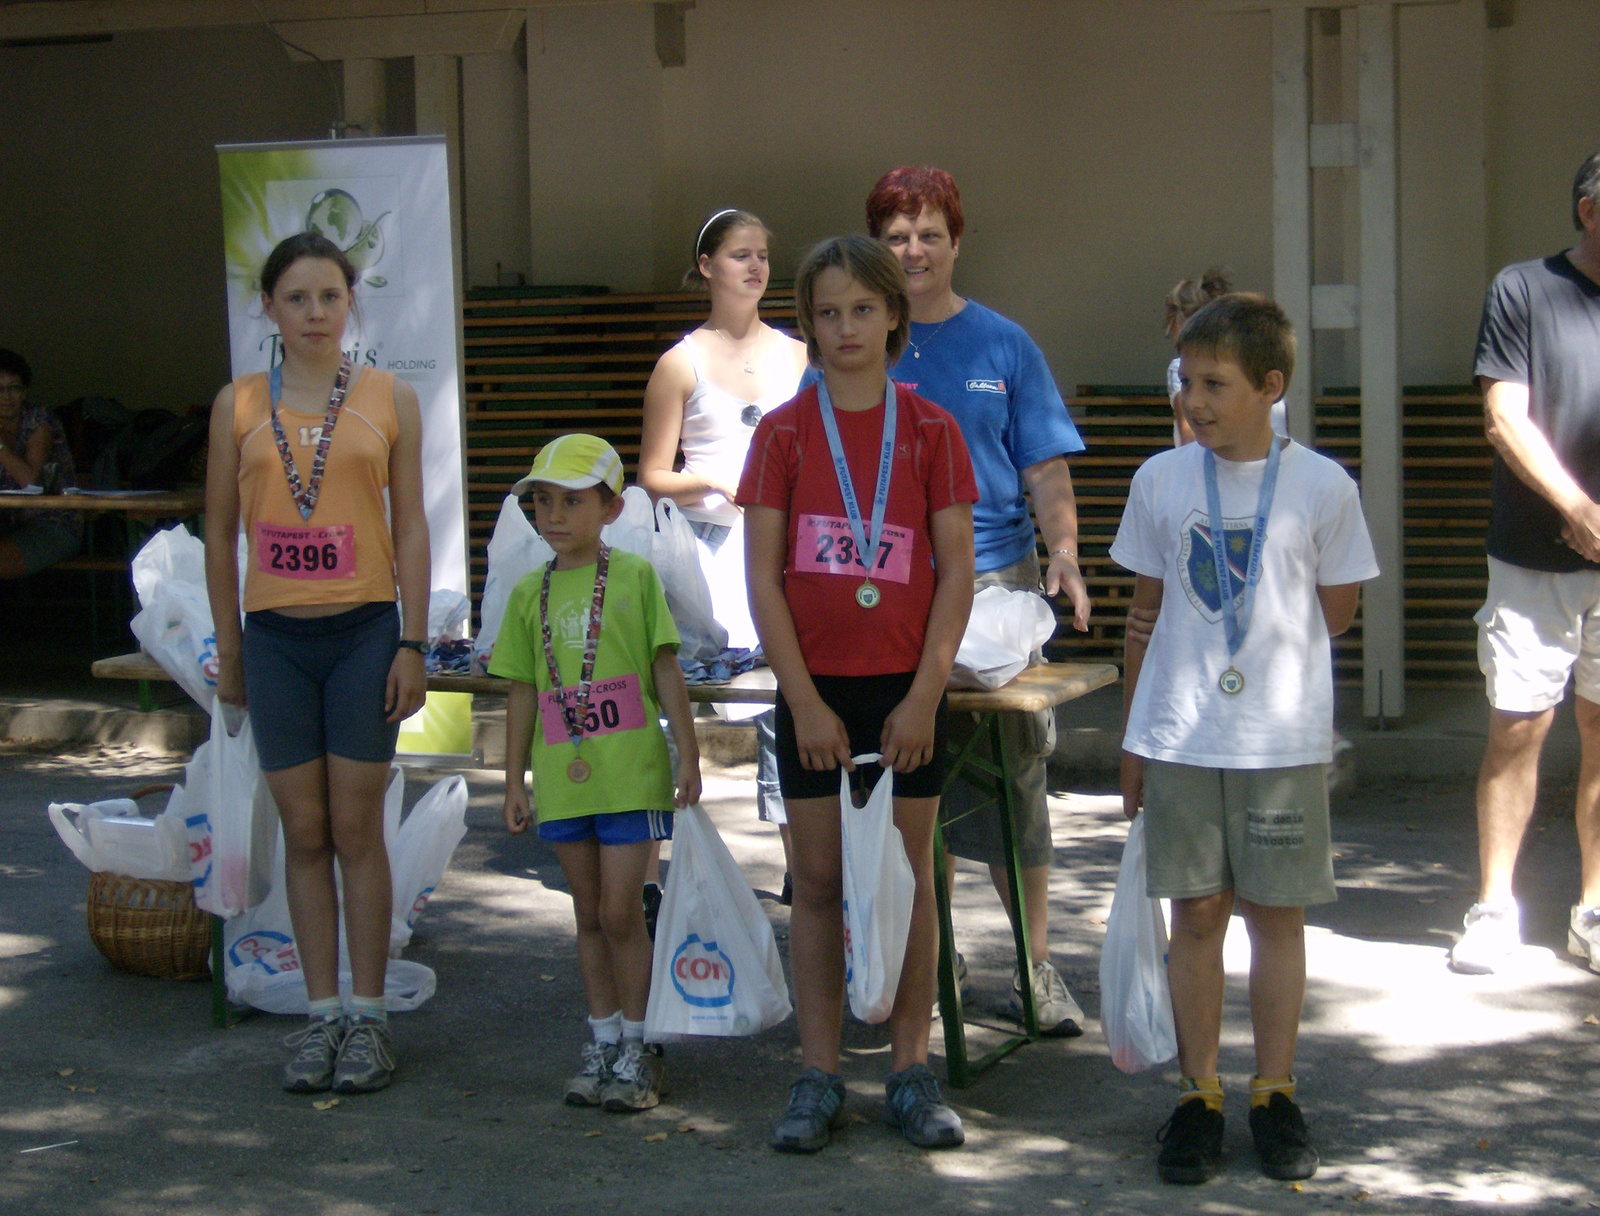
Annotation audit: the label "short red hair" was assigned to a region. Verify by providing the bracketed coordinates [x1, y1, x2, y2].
[865, 166, 965, 242]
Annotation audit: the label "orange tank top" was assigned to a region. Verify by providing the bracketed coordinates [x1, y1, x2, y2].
[234, 368, 399, 613]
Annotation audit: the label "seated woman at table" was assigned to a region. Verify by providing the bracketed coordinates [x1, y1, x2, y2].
[0, 348, 81, 579]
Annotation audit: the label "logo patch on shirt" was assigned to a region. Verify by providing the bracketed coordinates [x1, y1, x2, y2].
[1177, 508, 1254, 621]
[966, 379, 1007, 394]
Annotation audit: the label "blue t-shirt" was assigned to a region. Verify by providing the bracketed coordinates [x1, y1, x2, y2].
[804, 300, 1083, 572]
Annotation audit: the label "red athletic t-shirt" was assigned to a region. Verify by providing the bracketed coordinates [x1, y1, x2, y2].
[737, 383, 979, 676]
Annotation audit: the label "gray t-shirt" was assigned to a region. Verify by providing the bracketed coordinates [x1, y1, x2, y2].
[1474, 253, 1600, 573]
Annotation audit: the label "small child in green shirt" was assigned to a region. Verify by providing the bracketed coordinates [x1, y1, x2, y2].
[488, 433, 701, 1112]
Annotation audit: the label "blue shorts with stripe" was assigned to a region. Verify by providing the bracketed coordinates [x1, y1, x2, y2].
[536, 810, 674, 846]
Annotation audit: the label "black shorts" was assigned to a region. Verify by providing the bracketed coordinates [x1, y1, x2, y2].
[774, 671, 949, 800]
[242, 601, 402, 772]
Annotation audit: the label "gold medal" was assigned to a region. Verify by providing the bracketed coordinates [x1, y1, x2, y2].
[856, 581, 881, 609]
[567, 758, 591, 783]
[1219, 668, 1245, 695]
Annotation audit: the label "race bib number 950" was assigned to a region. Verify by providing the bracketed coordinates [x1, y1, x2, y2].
[795, 513, 914, 584]
[255, 522, 356, 580]
[540, 674, 649, 746]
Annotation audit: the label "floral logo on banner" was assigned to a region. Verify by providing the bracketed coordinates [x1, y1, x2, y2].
[305, 189, 392, 289]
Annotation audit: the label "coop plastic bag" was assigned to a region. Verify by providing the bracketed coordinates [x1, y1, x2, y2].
[840, 756, 916, 1024]
[387, 774, 469, 955]
[128, 524, 249, 711]
[949, 586, 1058, 691]
[1099, 815, 1178, 1074]
[46, 798, 190, 882]
[183, 706, 279, 919]
[224, 769, 462, 1014]
[654, 497, 726, 662]
[474, 494, 555, 665]
[645, 805, 791, 1041]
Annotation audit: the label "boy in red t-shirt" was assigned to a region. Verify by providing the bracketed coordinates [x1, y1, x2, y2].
[738, 235, 978, 1153]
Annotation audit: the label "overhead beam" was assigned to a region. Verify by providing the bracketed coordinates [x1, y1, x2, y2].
[279, 11, 523, 60]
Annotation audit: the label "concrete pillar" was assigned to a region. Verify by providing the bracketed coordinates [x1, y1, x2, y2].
[343, 58, 386, 136]
[415, 54, 464, 278]
[1272, 5, 1315, 444]
[462, 51, 531, 288]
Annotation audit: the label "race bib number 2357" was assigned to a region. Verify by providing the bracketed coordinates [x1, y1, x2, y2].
[795, 513, 914, 584]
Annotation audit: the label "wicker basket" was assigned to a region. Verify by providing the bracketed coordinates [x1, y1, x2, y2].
[86, 871, 211, 981]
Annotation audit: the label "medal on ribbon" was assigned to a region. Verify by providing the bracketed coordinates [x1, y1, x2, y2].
[816, 377, 897, 610]
[1203, 439, 1282, 695]
[539, 544, 611, 783]
[268, 356, 352, 521]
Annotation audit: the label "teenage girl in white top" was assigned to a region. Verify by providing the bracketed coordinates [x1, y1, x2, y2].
[638, 209, 809, 892]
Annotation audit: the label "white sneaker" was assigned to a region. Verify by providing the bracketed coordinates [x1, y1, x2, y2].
[1569, 905, 1600, 973]
[1007, 959, 1085, 1037]
[1449, 901, 1521, 974]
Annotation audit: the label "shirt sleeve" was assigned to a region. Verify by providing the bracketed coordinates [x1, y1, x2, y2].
[486, 572, 544, 685]
[1108, 462, 1166, 579]
[1474, 265, 1532, 387]
[1313, 468, 1382, 586]
[1005, 327, 1086, 470]
[640, 560, 681, 654]
[923, 411, 981, 512]
[736, 413, 796, 511]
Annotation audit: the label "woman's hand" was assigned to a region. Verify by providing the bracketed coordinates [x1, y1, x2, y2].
[791, 699, 854, 772]
[385, 647, 427, 723]
[215, 652, 247, 709]
[879, 691, 938, 773]
[1120, 750, 1144, 821]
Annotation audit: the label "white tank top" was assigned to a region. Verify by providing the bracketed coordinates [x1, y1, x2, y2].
[676, 330, 803, 524]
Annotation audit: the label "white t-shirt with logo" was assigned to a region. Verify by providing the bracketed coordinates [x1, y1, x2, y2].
[1110, 440, 1379, 769]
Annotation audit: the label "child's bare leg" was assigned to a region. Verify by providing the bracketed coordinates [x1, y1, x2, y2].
[786, 794, 845, 1073]
[1167, 892, 1235, 1078]
[596, 839, 656, 1021]
[1237, 899, 1306, 1080]
[554, 839, 620, 1018]
[646, 839, 663, 888]
[888, 795, 940, 1071]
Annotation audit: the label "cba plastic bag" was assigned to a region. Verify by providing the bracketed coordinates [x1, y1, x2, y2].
[129, 524, 249, 711]
[950, 586, 1058, 691]
[644, 806, 791, 1041]
[840, 755, 915, 1024]
[474, 494, 555, 665]
[47, 798, 190, 882]
[1099, 815, 1178, 1073]
[184, 707, 279, 919]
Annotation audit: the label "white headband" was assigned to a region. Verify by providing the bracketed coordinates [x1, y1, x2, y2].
[696, 208, 740, 256]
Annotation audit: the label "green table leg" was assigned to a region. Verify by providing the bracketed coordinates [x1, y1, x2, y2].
[211, 916, 228, 1028]
[138, 679, 156, 714]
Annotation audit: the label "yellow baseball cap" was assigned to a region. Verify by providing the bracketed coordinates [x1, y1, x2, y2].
[512, 433, 625, 496]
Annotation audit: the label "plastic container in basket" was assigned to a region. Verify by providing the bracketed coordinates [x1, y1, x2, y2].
[86, 871, 211, 981]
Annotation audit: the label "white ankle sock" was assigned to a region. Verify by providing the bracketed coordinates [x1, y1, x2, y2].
[589, 1012, 623, 1045]
[621, 1017, 646, 1043]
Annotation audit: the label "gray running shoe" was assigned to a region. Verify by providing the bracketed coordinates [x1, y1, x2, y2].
[1450, 901, 1520, 974]
[282, 1016, 344, 1093]
[602, 1041, 663, 1112]
[566, 1040, 619, 1106]
[1006, 959, 1085, 1037]
[772, 1067, 847, 1153]
[331, 1018, 396, 1094]
[933, 950, 974, 1012]
[883, 1063, 965, 1149]
[1570, 905, 1600, 973]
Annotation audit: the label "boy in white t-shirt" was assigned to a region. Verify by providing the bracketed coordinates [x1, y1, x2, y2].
[1112, 294, 1378, 1186]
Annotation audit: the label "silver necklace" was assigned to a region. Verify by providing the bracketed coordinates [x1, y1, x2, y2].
[712, 326, 759, 375]
[906, 299, 958, 360]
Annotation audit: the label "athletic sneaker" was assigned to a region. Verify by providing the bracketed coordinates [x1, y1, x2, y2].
[771, 1067, 847, 1153]
[602, 1041, 663, 1112]
[883, 1063, 965, 1149]
[1005, 959, 1085, 1037]
[779, 872, 793, 907]
[1157, 1098, 1224, 1184]
[933, 950, 974, 1012]
[1569, 905, 1600, 973]
[331, 1018, 396, 1094]
[565, 1040, 619, 1107]
[642, 883, 663, 942]
[1449, 901, 1521, 974]
[1248, 1092, 1319, 1180]
[282, 1016, 344, 1093]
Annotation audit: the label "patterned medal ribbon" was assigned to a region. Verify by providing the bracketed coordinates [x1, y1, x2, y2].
[267, 355, 352, 522]
[539, 543, 611, 765]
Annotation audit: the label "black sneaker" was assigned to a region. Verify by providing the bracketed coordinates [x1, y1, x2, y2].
[771, 1067, 846, 1153]
[1157, 1098, 1224, 1184]
[1249, 1092, 1319, 1180]
[883, 1064, 964, 1149]
[779, 872, 793, 907]
[642, 883, 662, 941]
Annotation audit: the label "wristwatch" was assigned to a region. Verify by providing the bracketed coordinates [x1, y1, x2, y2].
[397, 639, 426, 655]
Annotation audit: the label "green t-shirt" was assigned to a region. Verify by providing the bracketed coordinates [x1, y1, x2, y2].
[489, 548, 680, 820]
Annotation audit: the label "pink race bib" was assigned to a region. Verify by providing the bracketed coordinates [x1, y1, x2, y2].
[540, 674, 649, 746]
[255, 522, 356, 580]
[795, 513, 914, 584]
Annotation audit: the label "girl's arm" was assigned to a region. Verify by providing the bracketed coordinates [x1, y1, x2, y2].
[638, 345, 737, 506]
[652, 645, 703, 807]
[503, 681, 537, 833]
[744, 503, 853, 772]
[1120, 574, 1164, 820]
[0, 423, 52, 487]
[880, 502, 975, 772]
[386, 379, 431, 724]
[203, 384, 246, 709]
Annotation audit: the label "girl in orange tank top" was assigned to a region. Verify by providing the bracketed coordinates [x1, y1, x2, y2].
[204, 232, 430, 1095]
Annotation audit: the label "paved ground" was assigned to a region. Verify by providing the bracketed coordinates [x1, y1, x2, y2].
[4, 738, 1600, 1215]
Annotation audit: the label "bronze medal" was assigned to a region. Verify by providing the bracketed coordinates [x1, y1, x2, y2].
[567, 758, 592, 783]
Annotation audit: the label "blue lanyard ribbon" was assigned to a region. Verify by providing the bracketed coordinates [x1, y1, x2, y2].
[816, 377, 897, 578]
[1202, 439, 1282, 656]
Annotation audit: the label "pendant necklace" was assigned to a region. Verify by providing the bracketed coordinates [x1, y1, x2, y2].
[906, 298, 957, 360]
[539, 544, 611, 783]
[713, 326, 758, 375]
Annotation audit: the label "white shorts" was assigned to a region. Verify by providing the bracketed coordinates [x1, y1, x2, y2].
[1476, 556, 1600, 712]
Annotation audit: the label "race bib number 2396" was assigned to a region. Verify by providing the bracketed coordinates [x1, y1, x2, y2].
[255, 522, 356, 580]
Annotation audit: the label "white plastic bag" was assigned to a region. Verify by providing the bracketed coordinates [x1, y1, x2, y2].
[425, 589, 471, 644]
[1099, 815, 1178, 1074]
[839, 755, 916, 1024]
[600, 484, 657, 557]
[654, 497, 726, 662]
[474, 494, 555, 665]
[47, 798, 190, 882]
[183, 707, 279, 919]
[128, 524, 248, 712]
[645, 806, 792, 1040]
[698, 512, 759, 653]
[950, 586, 1058, 691]
[388, 774, 469, 955]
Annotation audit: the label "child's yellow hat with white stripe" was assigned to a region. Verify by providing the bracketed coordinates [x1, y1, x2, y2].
[512, 433, 625, 496]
